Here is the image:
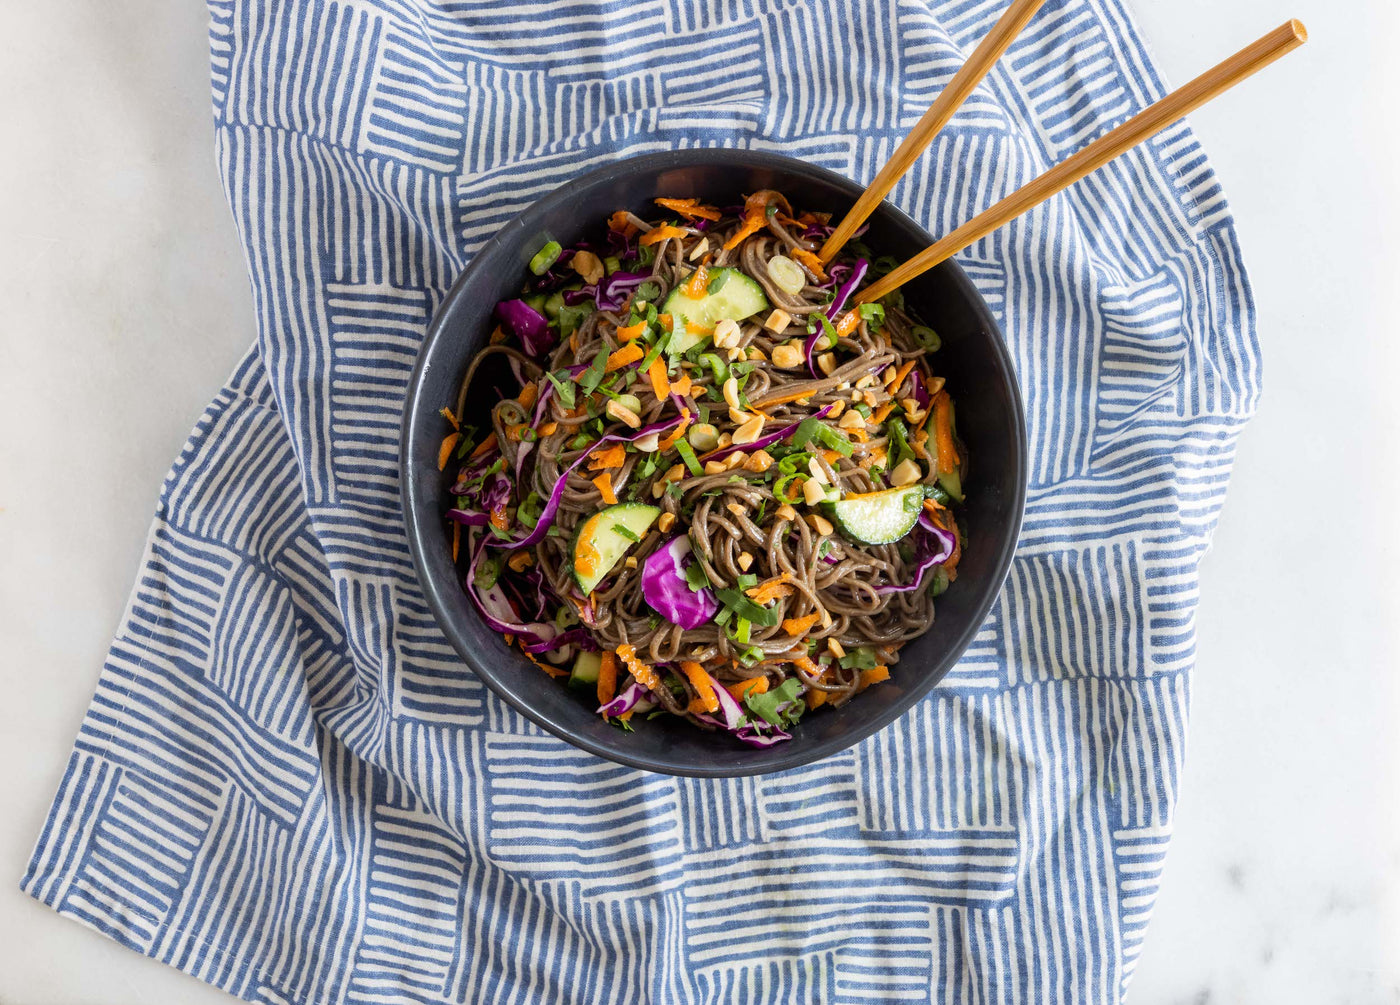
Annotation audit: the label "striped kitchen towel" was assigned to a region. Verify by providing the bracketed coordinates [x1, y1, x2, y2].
[23, 0, 1257, 1001]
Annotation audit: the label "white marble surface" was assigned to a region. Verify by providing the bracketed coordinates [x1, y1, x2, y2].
[1, 1, 1396, 1002]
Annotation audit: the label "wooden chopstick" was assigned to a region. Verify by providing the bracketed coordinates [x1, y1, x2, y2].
[818, 0, 1049, 264]
[854, 19, 1308, 305]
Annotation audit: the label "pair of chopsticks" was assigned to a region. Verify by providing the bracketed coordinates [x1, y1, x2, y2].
[818, 4, 1307, 305]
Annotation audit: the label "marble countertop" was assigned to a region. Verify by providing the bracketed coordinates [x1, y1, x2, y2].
[2, 0, 1397, 1001]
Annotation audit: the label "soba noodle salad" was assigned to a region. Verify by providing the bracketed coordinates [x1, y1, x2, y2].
[440, 191, 965, 747]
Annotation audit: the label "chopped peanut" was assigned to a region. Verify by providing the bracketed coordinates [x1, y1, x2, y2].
[839, 409, 865, 430]
[827, 638, 846, 659]
[889, 458, 922, 486]
[770, 343, 803, 369]
[743, 449, 774, 473]
[717, 431, 733, 449]
[726, 345, 746, 362]
[776, 503, 798, 522]
[817, 352, 837, 376]
[737, 552, 754, 571]
[808, 456, 829, 484]
[634, 432, 661, 452]
[828, 399, 845, 418]
[746, 346, 766, 362]
[724, 451, 748, 470]
[703, 460, 728, 475]
[713, 318, 741, 348]
[663, 463, 686, 482]
[624, 556, 639, 570]
[807, 513, 834, 536]
[732, 415, 766, 445]
[855, 374, 877, 389]
[571, 250, 604, 285]
[605, 399, 642, 428]
[686, 237, 710, 261]
[802, 477, 827, 506]
[764, 309, 792, 333]
[658, 511, 676, 532]
[728, 406, 751, 426]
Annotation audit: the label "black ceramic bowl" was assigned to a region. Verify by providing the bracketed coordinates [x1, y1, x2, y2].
[402, 149, 1025, 777]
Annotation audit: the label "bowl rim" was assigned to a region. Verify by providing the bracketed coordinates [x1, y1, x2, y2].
[401, 147, 1027, 776]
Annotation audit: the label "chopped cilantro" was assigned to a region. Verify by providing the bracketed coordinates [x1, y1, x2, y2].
[744, 677, 805, 726]
[577, 350, 609, 396]
[545, 371, 576, 409]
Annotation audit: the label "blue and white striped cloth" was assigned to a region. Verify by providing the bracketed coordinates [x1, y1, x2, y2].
[24, 1, 1257, 1001]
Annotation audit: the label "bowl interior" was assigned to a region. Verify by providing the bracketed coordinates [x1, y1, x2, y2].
[402, 150, 1025, 777]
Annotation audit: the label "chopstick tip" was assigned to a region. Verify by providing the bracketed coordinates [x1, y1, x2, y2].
[1289, 18, 1308, 43]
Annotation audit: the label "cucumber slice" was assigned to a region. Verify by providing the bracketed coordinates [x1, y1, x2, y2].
[662, 268, 769, 352]
[569, 650, 602, 693]
[571, 503, 661, 594]
[824, 484, 924, 545]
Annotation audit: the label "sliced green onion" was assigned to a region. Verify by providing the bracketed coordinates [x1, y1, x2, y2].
[767, 255, 806, 295]
[911, 325, 942, 351]
[529, 240, 562, 276]
[675, 439, 703, 477]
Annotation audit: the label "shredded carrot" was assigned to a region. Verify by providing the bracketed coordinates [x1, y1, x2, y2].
[685, 320, 713, 336]
[438, 406, 460, 430]
[871, 401, 896, 425]
[793, 654, 822, 676]
[789, 247, 829, 283]
[507, 550, 534, 572]
[504, 634, 515, 646]
[505, 423, 529, 441]
[658, 313, 674, 332]
[850, 427, 869, 443]
[834, 310, 860, 338]
[671, 372, 693, 397]
[640, 224, 688, 246]
[857, 665, 891, 691]
[682, 262, 710, 298]
[726, 676, 769, 700]
[654, 197, 722, 221]
[597, 651, 618, 706]
[539, 421, 558, 437]
[451, 522, 461, 563]
[820, 449, 843, 465]
[616, 644, 660, 691]
[591, 472, 618, 504]
[656, 409, 692, 451]
[489, 325, 507, 344]
[617, 320, 648, 341]
[607, 210, 638, 236]
[806, 687, 828, 709]
[722, 189, 792, 251]
[570, 330, 580, 354]
[489, 507, 510, 531]
[889, 360, 917, 396]
[574, 514, 604, 578]
[588, 443, 627, 470]
[753, 387, 818, 411]
[910, 427, 930, 459]
[746, 577, 795, 605]
[680, 661, 719, 714]
[471, 431, 498, 458]
[438, 432, 460, 470]
[527, 653, 568, 678]
[932, 391, 960, 471]
[516, 383, 538, 409]
[619, 709, 636, 723]
[782, 614, 820, 636]
[647, 355, 671, 400]
[605, 343, 644, 372]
